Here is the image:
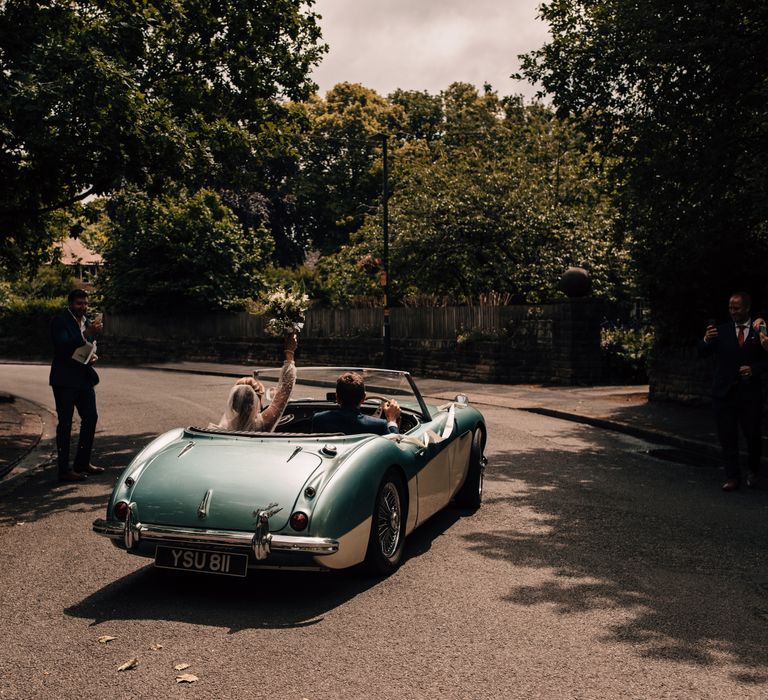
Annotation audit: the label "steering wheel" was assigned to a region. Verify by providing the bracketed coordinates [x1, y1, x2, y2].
[364, 395, 392, 419]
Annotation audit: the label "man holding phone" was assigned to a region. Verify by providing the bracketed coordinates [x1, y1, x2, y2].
[50, 289, 104, 482]
[699, 292, 768, 491]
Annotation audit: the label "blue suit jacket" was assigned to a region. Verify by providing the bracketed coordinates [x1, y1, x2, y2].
[311, 407, 398, 436]
[698, 322, 768, 399]
[49, 309, 99, 389]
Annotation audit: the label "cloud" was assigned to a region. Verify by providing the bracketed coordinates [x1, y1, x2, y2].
[310, 0, 550, 99]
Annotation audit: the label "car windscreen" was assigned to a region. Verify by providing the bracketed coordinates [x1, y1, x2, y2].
[254, 367, 426, 413]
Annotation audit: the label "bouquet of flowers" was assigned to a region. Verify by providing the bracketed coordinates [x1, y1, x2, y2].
[260, 285, 310, 337]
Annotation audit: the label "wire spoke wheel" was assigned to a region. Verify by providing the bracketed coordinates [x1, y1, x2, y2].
[454, 429, 485, 509]
[365, 469, 406, 575]
[376, 482, 401, 558]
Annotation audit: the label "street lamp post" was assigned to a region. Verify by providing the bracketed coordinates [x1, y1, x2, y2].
[381, 133, 391, 368]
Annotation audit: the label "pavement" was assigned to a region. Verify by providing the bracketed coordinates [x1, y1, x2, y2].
[0, 391, 46, 480]
[0, 360, 733, 482]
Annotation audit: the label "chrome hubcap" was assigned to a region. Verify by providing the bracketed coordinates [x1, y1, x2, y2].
[377, 482, 401, 558]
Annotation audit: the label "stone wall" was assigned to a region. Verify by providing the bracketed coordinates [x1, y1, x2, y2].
[648, 346, 713, 404]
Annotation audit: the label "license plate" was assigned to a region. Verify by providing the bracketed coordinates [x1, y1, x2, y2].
[154, 546, 248, 577]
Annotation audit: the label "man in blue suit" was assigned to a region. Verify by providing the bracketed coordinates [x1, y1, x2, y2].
[698, 292, 768, 491]
[312, 371, 401, 436]
[50, 289, 104, 482]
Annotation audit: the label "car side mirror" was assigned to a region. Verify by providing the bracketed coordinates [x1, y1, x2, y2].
[453, 394, 469, 405]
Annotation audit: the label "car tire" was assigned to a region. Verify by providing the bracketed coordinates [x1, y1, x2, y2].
[364, 468, 406, 576]
[454, 429, 485, 509]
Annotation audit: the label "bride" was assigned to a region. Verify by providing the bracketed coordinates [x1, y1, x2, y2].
[216, 334, 298, 432]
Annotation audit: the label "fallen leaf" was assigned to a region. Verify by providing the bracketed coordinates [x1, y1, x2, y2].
[117, 658, 139, 672]
[175, 674, 198, 684]
[97, 635, 116, 644]
[150, 643, 163, 651]
[15, 522, 25, 526]
[174, 663, 190, 671]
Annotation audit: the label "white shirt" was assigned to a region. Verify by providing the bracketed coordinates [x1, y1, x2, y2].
[735, 318, 751, 341]
[68, 309, 86, 339]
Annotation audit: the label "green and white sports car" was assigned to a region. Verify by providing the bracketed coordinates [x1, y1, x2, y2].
[93, 367, 487, 577]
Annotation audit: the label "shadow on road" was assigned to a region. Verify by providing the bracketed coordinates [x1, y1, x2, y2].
[469, 424, 768, 682]
[63, 491, 468, 632]
[66, 566, 380, 632]
[0, 432, 156, 525]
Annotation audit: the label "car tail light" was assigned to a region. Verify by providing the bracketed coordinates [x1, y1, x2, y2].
[113, 501, 129, 521]
[289, 511, 308, 531]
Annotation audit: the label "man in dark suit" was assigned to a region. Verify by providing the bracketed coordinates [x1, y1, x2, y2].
[50, 289, 104, 482]
[312, 371, 401, 436]
[698, 292, 768, 491]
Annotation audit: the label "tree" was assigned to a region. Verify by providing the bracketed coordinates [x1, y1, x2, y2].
[292, 83, 405, 254]
[99, 189, 273, 312]
[388, 89, 444, 142]
[517, 0, 768, 340]
[317, 92, 627, 306]
[0, 0, 325, 273]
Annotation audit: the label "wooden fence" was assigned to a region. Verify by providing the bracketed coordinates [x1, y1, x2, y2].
[105, 305, 556, 341]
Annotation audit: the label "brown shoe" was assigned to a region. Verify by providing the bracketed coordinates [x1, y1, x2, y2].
[59, 470, 87, 482]
[74, 464, 105, 475]
[721, 479, 740, 492]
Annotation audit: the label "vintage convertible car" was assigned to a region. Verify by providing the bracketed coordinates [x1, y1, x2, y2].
[93, 367, 487, 577]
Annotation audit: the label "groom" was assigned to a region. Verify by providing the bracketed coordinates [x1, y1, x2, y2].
[312, 371, 401, 436]
[50, 289, 104, 482]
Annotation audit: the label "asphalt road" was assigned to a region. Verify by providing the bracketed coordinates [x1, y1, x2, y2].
[1, 364, 767, 699]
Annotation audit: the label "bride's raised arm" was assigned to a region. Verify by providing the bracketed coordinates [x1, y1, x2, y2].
[258, 334, 298, 432]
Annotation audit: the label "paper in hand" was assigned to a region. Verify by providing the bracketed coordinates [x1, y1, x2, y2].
[72, 340, 97, 364]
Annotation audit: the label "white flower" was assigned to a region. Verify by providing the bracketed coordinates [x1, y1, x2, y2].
[260, 285, 310, 336]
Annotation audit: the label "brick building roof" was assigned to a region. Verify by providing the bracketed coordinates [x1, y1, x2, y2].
[57, 237, 103, 266]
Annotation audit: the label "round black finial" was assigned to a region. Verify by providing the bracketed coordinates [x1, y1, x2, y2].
[559, 267, 591, 298]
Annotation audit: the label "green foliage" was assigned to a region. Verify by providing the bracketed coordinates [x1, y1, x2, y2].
[389, 89, 444, 142]
[262, 264, 332, 308]
[456, 325, 508, 345]
[601, 326, 655, 384]
[0, 0, 326, 273]
[0, 282, 13, 311]
[0, 295, 66, 359]
[12, 263, 76, 300]
[292, 83, 406, 254]
[100, 189, 274, 312]
[518, 0, 768, 341]
[314, 86, 629, 306]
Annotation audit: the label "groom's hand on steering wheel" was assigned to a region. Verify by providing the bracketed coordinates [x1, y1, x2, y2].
[383, 399, 401, 423]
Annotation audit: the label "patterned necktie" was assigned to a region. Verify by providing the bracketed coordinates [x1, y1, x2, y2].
[738, 325, 746, 348]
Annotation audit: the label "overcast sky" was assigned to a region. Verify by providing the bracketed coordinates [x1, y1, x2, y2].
[310, 0, 550, 100]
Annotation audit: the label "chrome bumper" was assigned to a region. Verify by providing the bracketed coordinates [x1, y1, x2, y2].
[92, 518, 339, 558]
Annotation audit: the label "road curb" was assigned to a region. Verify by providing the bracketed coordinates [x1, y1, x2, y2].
[519, 407, 722, 459]
[0, 397, 47, 480]
[140, 364, 245, 379]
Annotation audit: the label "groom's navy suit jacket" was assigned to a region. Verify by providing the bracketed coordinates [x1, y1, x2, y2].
[311, 407, 398, 436]
[697, 322, 767, 399]
[49, 310, 99, 389]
